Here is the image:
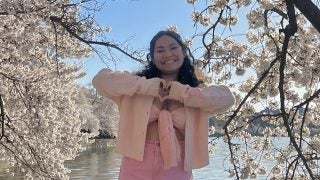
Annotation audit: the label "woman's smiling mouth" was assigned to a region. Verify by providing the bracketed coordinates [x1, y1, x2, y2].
[163, 59, 176, 64]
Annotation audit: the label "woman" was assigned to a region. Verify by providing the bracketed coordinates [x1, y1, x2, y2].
[92, 30, 235, 180]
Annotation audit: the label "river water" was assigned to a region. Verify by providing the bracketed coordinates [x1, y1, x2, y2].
[0, 138, 289, 180]
[64, 138, 287, 180]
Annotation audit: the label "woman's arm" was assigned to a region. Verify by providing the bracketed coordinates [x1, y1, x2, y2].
[166, 81, 235, 114]
[92, 69, 164, 102]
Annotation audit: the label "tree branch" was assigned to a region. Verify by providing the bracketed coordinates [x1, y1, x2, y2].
[49, 16, 146, 64]
[278, 0, 314, 178]
[293, 0, 320, 33]
[0, 95, 5, 141]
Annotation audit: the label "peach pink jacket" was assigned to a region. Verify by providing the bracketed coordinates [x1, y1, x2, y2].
[92, 69, 235, 171]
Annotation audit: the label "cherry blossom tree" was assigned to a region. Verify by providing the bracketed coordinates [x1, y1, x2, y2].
[0, 0, 125, 179]
[1, 0, 319, 179]
[184, 0, 320, 179]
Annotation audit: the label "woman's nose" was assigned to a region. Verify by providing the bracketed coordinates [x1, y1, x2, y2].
[163, 50, 173, 57]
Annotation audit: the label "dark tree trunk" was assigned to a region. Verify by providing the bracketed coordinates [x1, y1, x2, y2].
[293, 0, 320, 33]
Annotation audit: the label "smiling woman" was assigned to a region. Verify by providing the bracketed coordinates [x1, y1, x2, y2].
[140, 31, 200, 87]
[153, 35, 185, 77]
[92, 30, 235, 180]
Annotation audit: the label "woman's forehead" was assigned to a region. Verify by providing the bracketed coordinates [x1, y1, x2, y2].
[155, 35, 180, 47]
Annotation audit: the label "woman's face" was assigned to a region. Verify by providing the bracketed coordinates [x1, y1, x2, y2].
[153, 35, 185, 75]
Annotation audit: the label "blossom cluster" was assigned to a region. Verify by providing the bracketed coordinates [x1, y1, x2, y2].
[185, 0, 320, 178]
[0, 0, 105, 178]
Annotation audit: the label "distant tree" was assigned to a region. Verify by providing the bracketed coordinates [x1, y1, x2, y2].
[82, 85, 119, 138]
[76, 86, 100, 135]
[93, 96, 119, 139]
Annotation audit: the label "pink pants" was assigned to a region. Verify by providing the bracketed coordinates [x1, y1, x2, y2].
[118, 140, 193, 180]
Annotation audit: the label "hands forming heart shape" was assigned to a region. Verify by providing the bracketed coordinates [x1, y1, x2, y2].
[158, 82, 171, 102]
[155, 81, 184, 111]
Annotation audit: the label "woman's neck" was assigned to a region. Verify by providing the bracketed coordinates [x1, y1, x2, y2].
[161, 72, 178, 82]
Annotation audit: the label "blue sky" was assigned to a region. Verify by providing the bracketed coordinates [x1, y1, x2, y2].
[78, 0, 196, 85]
[78, 0, 249, 86]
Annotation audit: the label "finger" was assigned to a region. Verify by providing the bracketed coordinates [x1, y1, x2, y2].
[159, 96, 164, 102]
[156, 94, 164, 102]
[167, 85, 171, 91]
[164, 87, 170, 96]
[161, 96, 168, 102]
[159, 89, 165, 97]
[161, 79, 166, 88]
[165, 81, 172, 88]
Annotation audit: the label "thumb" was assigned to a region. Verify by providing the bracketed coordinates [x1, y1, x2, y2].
[156, 94, 165, 102]
[161, 95, 168, 102]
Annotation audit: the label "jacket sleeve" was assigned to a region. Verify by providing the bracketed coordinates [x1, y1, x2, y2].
[167, 81, 235, 114]
[92, 69, 163, 103]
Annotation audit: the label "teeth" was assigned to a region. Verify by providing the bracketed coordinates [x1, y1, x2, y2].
[164, 60, 175, 64]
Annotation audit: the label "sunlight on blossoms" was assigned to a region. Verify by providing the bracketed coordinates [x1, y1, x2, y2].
[186, 0, 197, 4]
[166, 25, 179, 33]
[246, 10, 265, 29]
[0, 0, 107, 179]
[183, 38, 193, 47]
[185, 0, 320, 179]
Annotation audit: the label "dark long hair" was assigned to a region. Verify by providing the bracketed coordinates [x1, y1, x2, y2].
[136, 30, 200, 87]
